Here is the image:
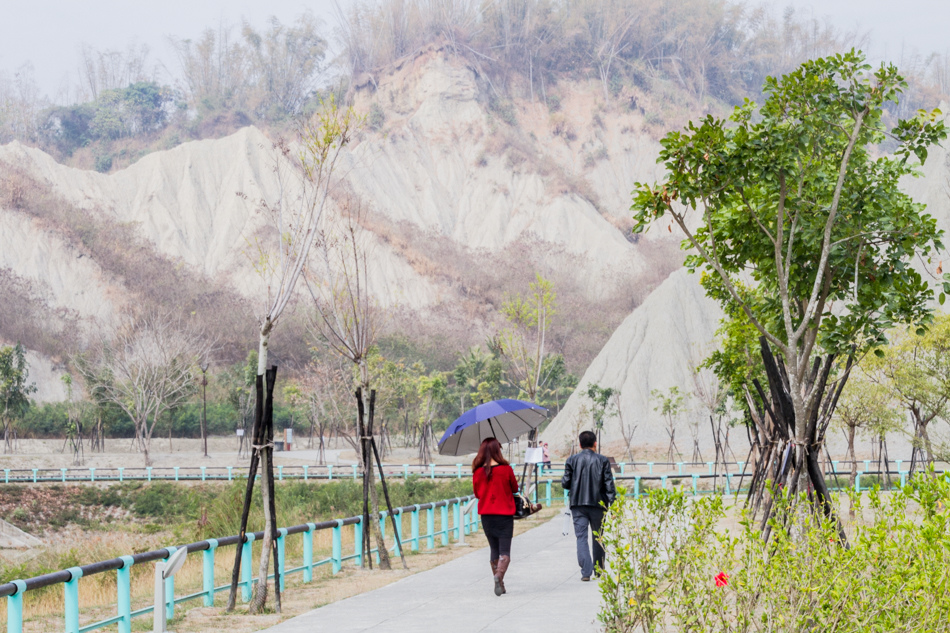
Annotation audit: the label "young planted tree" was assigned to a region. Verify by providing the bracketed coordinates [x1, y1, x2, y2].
[632, 51, 947, 534]
[0, 343, 35, 453]
[585, 383, 615, 450]
[307, 195, 402, 571]
[228, 98, 359, 614]
[61, 374, 86, 466]
[613, 392, 638, 463]
[651, 387, 685, 464]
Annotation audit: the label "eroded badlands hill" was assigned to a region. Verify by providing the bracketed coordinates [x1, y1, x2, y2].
[0, 45, 680, 399]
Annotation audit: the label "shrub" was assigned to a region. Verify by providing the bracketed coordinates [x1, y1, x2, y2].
[599, 475, 950, 632]
[368, 102, 385, 130]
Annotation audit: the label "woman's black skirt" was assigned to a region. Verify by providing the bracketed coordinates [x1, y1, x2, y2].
[480, 514, 514, 539]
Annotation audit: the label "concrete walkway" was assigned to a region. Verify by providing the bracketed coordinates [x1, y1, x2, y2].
[261, 514, 603, 633]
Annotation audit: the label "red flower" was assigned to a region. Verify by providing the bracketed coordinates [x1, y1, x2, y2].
[715, 572, 729, 587]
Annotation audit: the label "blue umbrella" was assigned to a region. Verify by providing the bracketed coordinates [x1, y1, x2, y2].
[438, 399, 548, 456]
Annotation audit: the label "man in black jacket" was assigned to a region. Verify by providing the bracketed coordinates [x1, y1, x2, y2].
[561, 430, 616, 581]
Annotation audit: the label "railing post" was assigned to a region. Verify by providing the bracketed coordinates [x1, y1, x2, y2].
[328, 464, 333, 480]
[692, 474, 699, 496]
[303, 465, 309, 481]
[303, 523, 316, 582]
[354, 520, 363, 567]
[411, 505, 420, 551]
[677, 462, 684, 475]
[7, 579, 26, 633]
[61, 467, 67, 482]
[395, 508, 404, 544]
[227, 466, 233, 481]
[352, 464, 358, 479]
[472, 499, 480, 532]
[725, 473, 732, 495]
[545, 480, 552, 506]
[332, 520, 343, 574]
[634, 476, 641, 497]
[202, 540, 217, 606]
[440, 503, 449, 546]
[277, 528, 288, 591]
[647, 462, 653, 474]
[426, 506, 435, 549]
[3, 468, 8, 483]
[707, 462, 714, 475]
[895, 460, 903, 475]
[90, 467, 96, 482]
[430, 463, 436, 479]
[31, 468, 37, 483]
[116, 555, 134, 633]
[863, 459, 870, 474]
[452, 501, 461, 541]
[174, 467, 180, 481]
[619, 462, 625, 475]
[855, 473, 862, 493]
[65, 566, 83, 633]
[201, 466, 207, 482]
[278, 465, 284, 481]
[900, 471, 907, 487]
[116, 467, 124, 482]
[404, 464, 409, 479]
[456, 464, 462, 479]
[661, 475, 667, 490]
[737, 461, 745, 473]
[147, 466, 152, 481]
[241, 534, 255, 602]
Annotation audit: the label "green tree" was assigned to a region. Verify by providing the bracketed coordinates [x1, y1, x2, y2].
[498, 272, 556, 404]
[0, 343, 35, 453]
[651, 387, 686, 463]
[632, 51, 947, 517]
[869, 315, 950, 474]
[585, 383, 615, 449]
[833, 368, 899, 499]
[416, 371, 448, 463]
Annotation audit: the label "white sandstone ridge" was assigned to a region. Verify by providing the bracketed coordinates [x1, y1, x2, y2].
[543, 269, 730, 455]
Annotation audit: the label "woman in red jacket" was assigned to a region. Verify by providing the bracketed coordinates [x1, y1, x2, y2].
[472, 437, 519, 596]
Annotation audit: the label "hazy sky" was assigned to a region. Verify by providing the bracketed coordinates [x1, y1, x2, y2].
[1, 0, 947, 99]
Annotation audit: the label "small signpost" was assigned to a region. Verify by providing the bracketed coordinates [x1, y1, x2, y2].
[153, 548, 187, 633]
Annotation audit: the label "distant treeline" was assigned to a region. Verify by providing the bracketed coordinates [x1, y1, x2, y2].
[3, 0, 949, 169]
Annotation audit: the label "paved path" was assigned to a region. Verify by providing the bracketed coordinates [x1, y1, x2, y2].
[262, 514, 603, 633]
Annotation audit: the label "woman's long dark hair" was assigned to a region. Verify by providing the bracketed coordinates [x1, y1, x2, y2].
[472, 437, 509, 479]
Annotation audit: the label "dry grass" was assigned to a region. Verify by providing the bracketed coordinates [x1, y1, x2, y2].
[1, 508, 559, 633]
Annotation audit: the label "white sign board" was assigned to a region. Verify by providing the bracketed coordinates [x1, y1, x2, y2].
[285, 428, 293, 443]
[524, 447, 544, 464]
[236, 429, 244, 437]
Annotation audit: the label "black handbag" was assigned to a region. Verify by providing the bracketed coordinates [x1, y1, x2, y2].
[513, 493, 539, 520]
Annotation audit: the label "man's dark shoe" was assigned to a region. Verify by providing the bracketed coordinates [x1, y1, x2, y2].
[581, 576, 591, 582]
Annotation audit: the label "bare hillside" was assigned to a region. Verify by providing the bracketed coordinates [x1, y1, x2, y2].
[0, 46, 681, 393]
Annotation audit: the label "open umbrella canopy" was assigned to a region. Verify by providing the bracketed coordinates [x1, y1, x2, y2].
[438, 399, 548, 456]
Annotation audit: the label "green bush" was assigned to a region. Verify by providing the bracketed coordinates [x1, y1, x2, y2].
[599, 476, 950, 632]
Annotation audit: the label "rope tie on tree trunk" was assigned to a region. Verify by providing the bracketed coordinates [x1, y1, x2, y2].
[252, 442, 274, 450]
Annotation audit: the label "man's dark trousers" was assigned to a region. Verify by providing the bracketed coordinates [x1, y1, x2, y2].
[572, 505, 604, 578]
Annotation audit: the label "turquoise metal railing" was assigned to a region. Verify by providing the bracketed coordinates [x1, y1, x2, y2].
[1, 458, 935, 485]
[1, 494, 479, 633]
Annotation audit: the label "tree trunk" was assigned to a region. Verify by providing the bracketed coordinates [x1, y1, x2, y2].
[746, 337, 851, 545]
[357, 376, 390, 570]
[226, 373, 265, 611]
[250, 366, 280, 614]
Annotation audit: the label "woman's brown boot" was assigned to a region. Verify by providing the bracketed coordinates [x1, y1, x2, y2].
[494, 555, 510, 596]
[490, 559, 498, 577]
